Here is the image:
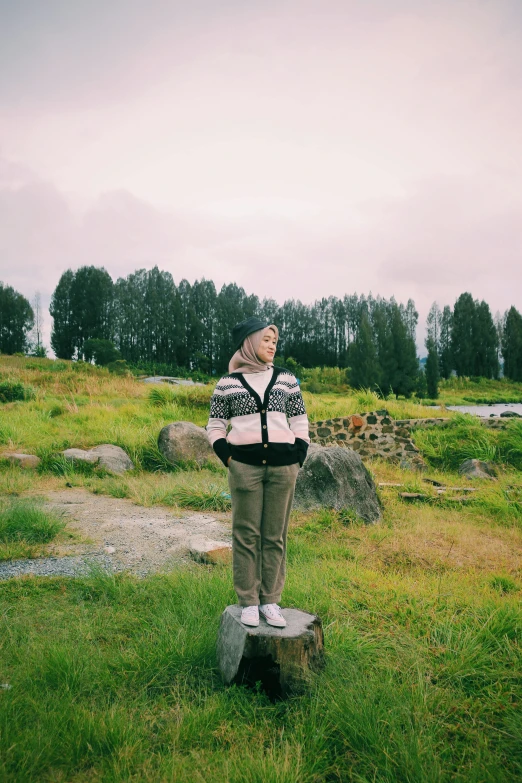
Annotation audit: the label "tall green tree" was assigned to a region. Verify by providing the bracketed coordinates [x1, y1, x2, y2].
[50, 270, 76, 359]
[0, 282, 34, 354]
[191, 279, 217, 373]
[214, 284, 259, 373]
[51, 267, 114, 359]
[502, 306, 522, 381]
[349, 311, 380, 389]
[474, 300, 499, 378]
[425, 337, 439, 398]
[72, 266, 114, 357]
[388, 302, 418, 397]
[451, 293, 476, 377]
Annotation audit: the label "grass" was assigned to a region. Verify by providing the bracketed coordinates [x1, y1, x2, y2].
[412, 414, 522, 472]
[0, 498, 65, 560]
[437, 376, 522, 405]
[1, 355, 522, 780]
[0, 505, 521, 781]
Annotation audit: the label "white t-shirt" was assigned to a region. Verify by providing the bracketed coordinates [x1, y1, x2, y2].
[241, 367, 274, 399]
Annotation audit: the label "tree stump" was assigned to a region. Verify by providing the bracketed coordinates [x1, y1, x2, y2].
[216, 605, 324, 700]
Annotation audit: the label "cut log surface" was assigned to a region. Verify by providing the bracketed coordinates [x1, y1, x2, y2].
[217, 605, 324, 699]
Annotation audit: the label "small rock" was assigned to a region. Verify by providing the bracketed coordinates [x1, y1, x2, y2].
[399, 456, 427, 472]
[188, 537, 232, 565]
[158, 421, 219, 467]
[0, 683, 12, 690]
[104, 546, 116, 554]
[3, 453, 41, 469]
[62, 445, 134, 474]
[89, 445, 134, 475]
[458, 459, 498, 480]
[500, 411, 521, 418]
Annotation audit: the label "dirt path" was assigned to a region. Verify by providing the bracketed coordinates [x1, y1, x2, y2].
[0, 488, 232, 580]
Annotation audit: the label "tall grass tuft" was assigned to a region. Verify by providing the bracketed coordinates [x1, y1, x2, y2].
[163, 483, 231, 511]
[498, 420, 522, 470]
[0, 499, 65, 544]
[148, 385, 177, 407]
[413, 414, 500, 470]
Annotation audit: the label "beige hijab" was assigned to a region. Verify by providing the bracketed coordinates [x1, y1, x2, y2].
[228, 325, 279, 374]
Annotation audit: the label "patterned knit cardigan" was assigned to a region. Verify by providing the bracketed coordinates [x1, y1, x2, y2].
[206, 367, 310, 467]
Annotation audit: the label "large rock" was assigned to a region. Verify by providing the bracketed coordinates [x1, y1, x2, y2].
[458, 459, 498, 480]
[62, 445, 134, 475]
[293, 444, 381, 523]
[158, 421, 219, 467]
[217, 605, 324, 699]
[500, 411, 521, 418]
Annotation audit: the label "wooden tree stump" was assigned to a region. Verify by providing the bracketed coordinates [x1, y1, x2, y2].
[216, 605, 324, 700]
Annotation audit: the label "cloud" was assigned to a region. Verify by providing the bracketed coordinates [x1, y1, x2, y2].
[1, 0, 522, 351]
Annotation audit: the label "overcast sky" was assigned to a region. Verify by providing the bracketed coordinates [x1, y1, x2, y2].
[1, 0, 521, 350]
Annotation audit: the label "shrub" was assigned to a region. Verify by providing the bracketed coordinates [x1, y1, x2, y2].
[0, 380, 35, 402]
[107, 360, 130, 376]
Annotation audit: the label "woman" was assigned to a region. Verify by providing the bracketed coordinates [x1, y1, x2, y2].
[207, 317, 310, 628]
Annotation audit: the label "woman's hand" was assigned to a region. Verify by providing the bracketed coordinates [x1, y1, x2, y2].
[227, 457, 232, 467]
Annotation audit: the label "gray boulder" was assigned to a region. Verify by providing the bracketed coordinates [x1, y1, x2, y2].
[63, 448, 98, 464]
[458, 458, 497, 480]
[62, 445, 134, 475]
[158, 421, 219, 467]
[293, 444, 381, 523]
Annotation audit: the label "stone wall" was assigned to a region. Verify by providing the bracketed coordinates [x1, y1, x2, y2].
[309, 411, 508, 468]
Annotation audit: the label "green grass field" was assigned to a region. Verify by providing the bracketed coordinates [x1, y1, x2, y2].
[1, 355, 521, 781]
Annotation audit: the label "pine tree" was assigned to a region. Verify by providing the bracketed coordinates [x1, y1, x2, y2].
[439, 305, 453, 379]
[349, 311, 380, 389]
[473, 300, 499, 378]
[372, 301, 396, 395]
[502, 306, 522, 381]
[71, 266, 114, 357]
[425, 337, 439, 398]
[0, 282, 34, 354]
[451, 293, 476, 377]
[388, 302, 418, 397]
[50, 270, 76, 359]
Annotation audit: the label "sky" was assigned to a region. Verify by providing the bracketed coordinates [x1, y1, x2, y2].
[1, 0, 521, 351]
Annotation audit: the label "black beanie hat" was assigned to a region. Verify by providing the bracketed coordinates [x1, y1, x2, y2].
[231, 317, 270, 351]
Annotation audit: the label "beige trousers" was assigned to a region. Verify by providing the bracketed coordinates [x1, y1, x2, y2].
[227, 460, 300, 607]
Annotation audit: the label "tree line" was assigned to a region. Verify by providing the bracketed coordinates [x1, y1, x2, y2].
[1, 267, 521, 393]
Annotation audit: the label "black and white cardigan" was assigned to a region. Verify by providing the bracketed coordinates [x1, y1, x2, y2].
[206, 367, 310, 467]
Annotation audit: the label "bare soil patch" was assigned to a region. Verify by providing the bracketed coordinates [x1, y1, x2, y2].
[30, 487, 231, 576]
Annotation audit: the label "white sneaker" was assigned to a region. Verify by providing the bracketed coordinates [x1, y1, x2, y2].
[259, 604, 287, 628]
[240, 605, 259, 627]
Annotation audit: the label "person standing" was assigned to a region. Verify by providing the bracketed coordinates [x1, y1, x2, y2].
[206, 317, 310, 627]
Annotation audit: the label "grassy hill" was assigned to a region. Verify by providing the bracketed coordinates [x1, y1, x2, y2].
[0, 355, 521, 782]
